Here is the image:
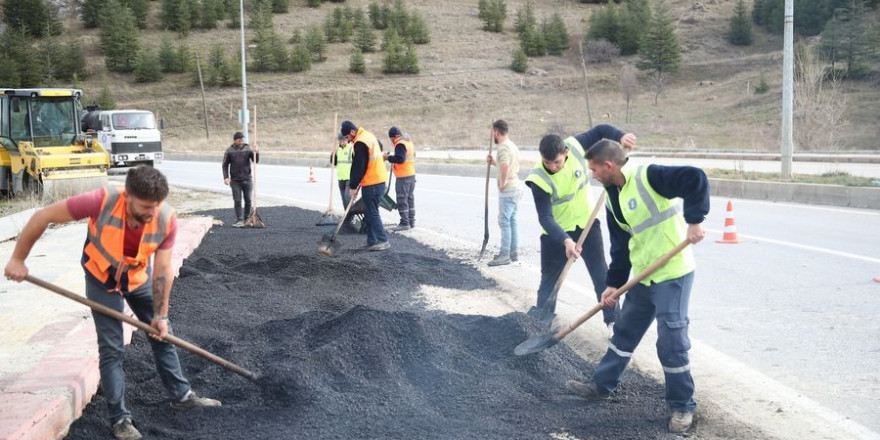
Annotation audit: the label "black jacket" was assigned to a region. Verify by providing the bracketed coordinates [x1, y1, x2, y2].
[222, 144, 259, 181]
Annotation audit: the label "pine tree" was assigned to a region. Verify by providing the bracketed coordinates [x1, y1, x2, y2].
[406, 12, 430, 44]
[727, 0, 753, 46]
[98, 84, 117, 110]
[479, 0, 506, 33]
[202, 0, 220, 29]
[60, 39, 89, 80]
[368, 1, 389, 29]
[520, 24, 545, 56]
[305, 25, 328, 61]
[100, 0, 141, 73]
[289, 44, 312, 72]
[514, 2, 536, 36]
[637, 0, 681, 103]
[382, 29, 405, 73]
[134, 47, 163, 82]
[161, 0, 191, 34]
[289, 28, 303, 44]
[510, 47, 528, 72]
[159, 37, 177, 73]
[542, 13, 569, 56]
[586, 2, 620, 45]
[1, 0, 62, 38]
[354, 21, 377, 52]
[0, 28, 30, 87]
[349, 48, 366, 73]
[402, 43, 419, 73]
[617, 0, 649, 55]
[122, 0, 150, 29]
[819, 0, 876, 76]
[38, 27, 62, 85]
[272, 0, 289, 13]
[307, 0, 321, 7]
[176, 43, 193, 72]
[226, 0, 240, 29]
[82, 0, 105, 28]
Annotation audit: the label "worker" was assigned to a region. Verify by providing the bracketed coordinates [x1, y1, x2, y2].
[484, 119, 521, 267]
[383, 126, 416, 231]
[332, 133, 354, 209]
[342, 120, 390, 251]
[524, 125, 636, 336]
[3, 166, 221, 440]
[565, 139, 709, 434]
[222, 131, 259, 227]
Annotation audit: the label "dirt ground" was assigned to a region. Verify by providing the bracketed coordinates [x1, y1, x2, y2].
[60, 199, 771, 440]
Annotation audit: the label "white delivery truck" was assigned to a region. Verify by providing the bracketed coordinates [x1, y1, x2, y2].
[81, 107, 163, 167]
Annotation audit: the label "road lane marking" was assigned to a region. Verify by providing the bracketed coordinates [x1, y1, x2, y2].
[705, 228, 880, 264]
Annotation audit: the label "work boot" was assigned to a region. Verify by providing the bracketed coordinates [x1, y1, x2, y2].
[565, 380, 610, 400]
[487, 254, 511, 267]
[368, 241, 391, 251]
[171, 391, 222, 410]
[232, 220, 244, 228]
[392, 222, 411, 232]
[409, 220, 415, 229]
[112, 418, 142, 440]
[510, 251, 518, 262]
[668, 411, 694, 433]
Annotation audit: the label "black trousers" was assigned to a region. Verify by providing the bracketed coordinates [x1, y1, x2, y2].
[230, 179, 253, 221]
[536, 221, 619, 324]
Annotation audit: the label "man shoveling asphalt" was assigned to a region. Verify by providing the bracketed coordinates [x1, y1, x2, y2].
[4, 166, 221, 440]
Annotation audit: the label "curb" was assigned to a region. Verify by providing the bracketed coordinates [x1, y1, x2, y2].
[165, 153, 880, 210]
[0, 216, 214, 440]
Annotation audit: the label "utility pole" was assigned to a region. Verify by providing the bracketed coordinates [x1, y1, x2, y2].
[239, 0, 249, 143]
[579, 41, 594, 129]
[195, 52, 209, 140]
[781, 0, 793, 179]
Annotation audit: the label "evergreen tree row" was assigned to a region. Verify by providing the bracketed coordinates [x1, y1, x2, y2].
[0, 28, 87, 87]
[585, 0, 650, 56]
[477, 0, 507, 33]
[515, 2, 569, 57]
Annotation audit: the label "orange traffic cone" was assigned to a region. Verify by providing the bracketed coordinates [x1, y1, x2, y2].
[716, 200, 741, 244]
[874, 276, 880, 283]
[307, 166, 317, 183]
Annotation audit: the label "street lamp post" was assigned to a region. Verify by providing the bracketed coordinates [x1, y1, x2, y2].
[239, 0, 249, 144]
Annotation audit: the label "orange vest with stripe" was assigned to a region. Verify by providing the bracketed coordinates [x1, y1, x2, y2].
[354, 127, 387, 187]
[82, 187, 174, 293]
[392, 139, 416, 178]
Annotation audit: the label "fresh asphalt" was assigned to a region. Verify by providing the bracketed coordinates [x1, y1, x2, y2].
[155, 159, 880, 436]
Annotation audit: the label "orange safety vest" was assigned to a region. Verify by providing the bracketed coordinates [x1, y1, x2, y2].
[82, 187, 174, 293]
[353, 127, 388, 187]
[392, 139, 416, 178]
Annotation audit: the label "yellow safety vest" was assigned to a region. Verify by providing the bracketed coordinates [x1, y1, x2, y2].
[608, 161, 695, 285]
[336, 142, 353, 181]
[392, 139, 416, 178]
[524, 136, 591, 234]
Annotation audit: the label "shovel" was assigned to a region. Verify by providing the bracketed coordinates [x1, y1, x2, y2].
[317, 113, 340, 226]
[23, 275, 258, 380]
[515, 239, 692, 356]
[379, 167, 397, 212]
[317, 190, 360, 256]
[479, 122, 494, 259]
[244, 105, 265, 228]
[532, 192, 607, 327]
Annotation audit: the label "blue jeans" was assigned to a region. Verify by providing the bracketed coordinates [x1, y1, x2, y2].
[361, 183, 388, 246]
[593, 272, 696, 412]
[497, 187, 520, 256]
[85, 277, 191, 424]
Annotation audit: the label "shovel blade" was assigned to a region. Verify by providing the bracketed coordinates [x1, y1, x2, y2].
[316, 212, 340, 226]
[317, 234, 340, 256]
[514, 333, 559, 356]
[244, 213, 266, 228]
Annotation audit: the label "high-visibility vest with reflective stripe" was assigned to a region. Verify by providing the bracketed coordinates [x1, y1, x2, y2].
[524, 136, 591, 234]
[608, 161, 694, 285]
[392, 139, 415, 178]
[82, 187, 173, 292]
[336, 142, 353, 181]
[354, 127, 387, 187]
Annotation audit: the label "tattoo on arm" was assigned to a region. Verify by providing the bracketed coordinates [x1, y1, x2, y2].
[153, 275, 168, 316]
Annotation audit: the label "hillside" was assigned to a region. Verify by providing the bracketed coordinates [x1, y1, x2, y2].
[49, 0, 880, 152]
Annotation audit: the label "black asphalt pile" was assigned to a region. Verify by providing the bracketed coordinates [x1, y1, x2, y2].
[66, 206, 678, 440]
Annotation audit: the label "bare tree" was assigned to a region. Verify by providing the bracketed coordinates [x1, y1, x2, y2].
[620, 64, 638, 123]
[794, 48, 847, 150]
[579, 40, 593, 128]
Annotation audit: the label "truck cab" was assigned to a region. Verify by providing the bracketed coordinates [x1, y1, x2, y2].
[82, 109, 162, 167]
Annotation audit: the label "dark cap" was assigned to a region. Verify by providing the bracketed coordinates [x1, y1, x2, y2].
[233, 132, 244, 140]
[337, 133, 346, 141]
[388, 126, 402, 138]
[341, 120, 357, 136]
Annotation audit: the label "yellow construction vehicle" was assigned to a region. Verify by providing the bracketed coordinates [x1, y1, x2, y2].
[0, 88, 110, 199]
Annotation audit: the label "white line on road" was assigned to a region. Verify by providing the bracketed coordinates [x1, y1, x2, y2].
[705, 228, 880, 264]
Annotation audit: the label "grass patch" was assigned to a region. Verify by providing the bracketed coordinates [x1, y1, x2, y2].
[706, 168, 880, 187]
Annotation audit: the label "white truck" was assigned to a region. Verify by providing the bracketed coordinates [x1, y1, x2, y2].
[81, 107, 163, 167]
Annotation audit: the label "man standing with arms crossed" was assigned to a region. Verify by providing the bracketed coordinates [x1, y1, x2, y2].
[525, 125, 635, 335]
[222, 131, 259, 227]
[333, 133, 354, 209]
[384, 126, 416, 231]
[342, 120, 390, 251]
[485, 119, 521, 267]
[566, 139, 709, 434]
[4, 166, 220, 440]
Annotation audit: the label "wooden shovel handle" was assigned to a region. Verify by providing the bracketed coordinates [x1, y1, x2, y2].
[24, 275, 258, 380]
[554, 239, 692, 341]
[546, 192, 607, 303]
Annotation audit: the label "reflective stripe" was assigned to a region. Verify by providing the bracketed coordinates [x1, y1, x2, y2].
[631, 166, 683, 234]
[527, 169, 558, 202]
[608, 342, 633, 358]
[89, 187, 123, 268]
[663, 364, 691, 374]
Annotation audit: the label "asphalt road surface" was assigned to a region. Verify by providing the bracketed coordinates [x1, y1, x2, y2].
[156, 159, 880, 436]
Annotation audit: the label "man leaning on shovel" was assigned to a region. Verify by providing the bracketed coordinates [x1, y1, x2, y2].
[565, 139, 709, 434]
[4, 166, 221, 440]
